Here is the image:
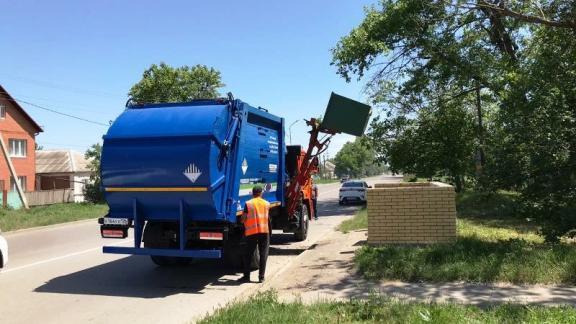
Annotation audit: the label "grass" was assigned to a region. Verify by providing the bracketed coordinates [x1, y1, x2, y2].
[350, 190, 576, 284]
[200, 290, 576, 324]
[339, 207, 367, 233]
[0, 203, 108, 232]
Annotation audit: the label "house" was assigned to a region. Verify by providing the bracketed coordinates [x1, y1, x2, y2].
[0, 85, 43, 193]
[323, 161, 336, 179]
[35, 150, 92, 202]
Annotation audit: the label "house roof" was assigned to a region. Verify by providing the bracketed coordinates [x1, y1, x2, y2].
[0, 84, 43, 133]
[36, 150, 91, 174]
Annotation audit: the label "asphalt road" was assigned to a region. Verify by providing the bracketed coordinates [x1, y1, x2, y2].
[0, 175, 398, 324]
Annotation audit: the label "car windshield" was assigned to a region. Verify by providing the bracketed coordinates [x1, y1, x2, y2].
[343, 181, 363, 188]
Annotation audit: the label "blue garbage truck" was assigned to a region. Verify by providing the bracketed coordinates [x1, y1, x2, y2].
[98, 93, 371, 266]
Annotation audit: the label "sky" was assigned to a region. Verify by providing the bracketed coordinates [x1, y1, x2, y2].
[0, 0, 375, 158]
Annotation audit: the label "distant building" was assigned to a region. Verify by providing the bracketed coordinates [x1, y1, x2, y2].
[323, 161, 336, 179]
[0, 85, 43, 192]
[35, 150, 91, 202]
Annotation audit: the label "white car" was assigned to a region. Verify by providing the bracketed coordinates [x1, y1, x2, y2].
[339, 180, 371, 205]
[0, 230, 7, 270]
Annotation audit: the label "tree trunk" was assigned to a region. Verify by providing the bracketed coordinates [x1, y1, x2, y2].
[454, 175, 464, 193]
[475, 84, 486, 177]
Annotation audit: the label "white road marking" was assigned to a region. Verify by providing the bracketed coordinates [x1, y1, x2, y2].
[3, 240, 131, 274]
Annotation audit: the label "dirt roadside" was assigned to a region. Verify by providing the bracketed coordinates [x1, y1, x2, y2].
[257, 219, 576, 307]
[261, 227, 370, 302]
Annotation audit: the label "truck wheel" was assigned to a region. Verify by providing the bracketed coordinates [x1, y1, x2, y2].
[150, 255, 178, 266]
[223, 239, 243, 269]
[143, 221, 190, 266]
[294, 206, 309, 241]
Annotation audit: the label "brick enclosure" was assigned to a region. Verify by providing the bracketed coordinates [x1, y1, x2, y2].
[367, 182, 456, 244]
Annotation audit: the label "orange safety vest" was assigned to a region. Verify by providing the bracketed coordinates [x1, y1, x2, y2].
[243, 197, 270, 236]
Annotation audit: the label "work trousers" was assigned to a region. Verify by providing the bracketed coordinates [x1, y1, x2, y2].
[244, 233, 270, 279]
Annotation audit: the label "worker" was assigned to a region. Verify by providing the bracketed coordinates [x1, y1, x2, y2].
[311, 179, 318, 220]
[240, 185, 270, 283]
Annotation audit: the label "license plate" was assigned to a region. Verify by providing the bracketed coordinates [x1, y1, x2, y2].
[103, 218, 129, 226]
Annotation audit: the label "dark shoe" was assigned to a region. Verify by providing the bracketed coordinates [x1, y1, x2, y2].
[314, 217, 318, 220]
[239, 275, 250, 283]
[258, 277, 264, 283]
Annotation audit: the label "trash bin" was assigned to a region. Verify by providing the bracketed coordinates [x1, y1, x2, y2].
[321, 92, 371, 137]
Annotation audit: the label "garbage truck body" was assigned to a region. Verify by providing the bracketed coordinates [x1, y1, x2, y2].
[99, 98, 308, 265]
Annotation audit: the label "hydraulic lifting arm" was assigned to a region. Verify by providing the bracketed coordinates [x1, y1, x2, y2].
[285, 118, 335, 217]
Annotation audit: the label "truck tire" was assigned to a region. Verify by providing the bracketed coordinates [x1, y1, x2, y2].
[294, 205, 309, 241]
[223, 238, 259, 270]
[143, 222, 191, 266]
[223, 238, 243, 269]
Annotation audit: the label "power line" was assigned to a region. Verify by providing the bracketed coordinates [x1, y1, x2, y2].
[0, 93, 110, 127]
[2, 74, 123, 98]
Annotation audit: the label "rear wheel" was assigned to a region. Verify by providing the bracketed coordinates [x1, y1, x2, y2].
[143, 222, 191, 266]
[294, 204, 309, 241]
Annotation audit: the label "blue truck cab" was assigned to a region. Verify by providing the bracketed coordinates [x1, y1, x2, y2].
[99, 97, 288, 265]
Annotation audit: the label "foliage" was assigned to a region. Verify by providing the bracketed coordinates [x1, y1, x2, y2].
[200, 290, 576, 324]
[128, 62, 224, 104]
[0, 203, 108, 232]
[332, 0, 576, 240]
[339, 207, 367, 233]
[333, 138, 385, 178]
[83, 143, 104, 203]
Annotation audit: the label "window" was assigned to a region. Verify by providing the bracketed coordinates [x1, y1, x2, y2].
[8, 139, 27, 157]
[343, 181, 363, 188]
[10, 176, 27, 192]
[0, 105, 5, 119]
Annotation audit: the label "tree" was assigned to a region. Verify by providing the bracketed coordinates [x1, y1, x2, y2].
[84, 143, 104, 203]
[128, 63, 225, 104]
[333, 0, 576, 240]
[333, 138, 385, 178]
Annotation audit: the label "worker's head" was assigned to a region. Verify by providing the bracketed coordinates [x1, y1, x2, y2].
[252, 185, 263, 197]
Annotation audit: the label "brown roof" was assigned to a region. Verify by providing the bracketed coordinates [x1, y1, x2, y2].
[36, 150, 91, 174]
[0, 84, 43, 133]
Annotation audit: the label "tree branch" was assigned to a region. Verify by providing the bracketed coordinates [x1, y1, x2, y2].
[474, 1, 576, 30]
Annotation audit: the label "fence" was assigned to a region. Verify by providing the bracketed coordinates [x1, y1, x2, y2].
[25, 189, 74, 207]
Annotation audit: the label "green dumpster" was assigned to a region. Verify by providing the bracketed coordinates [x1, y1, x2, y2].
[321, 92, 371, 136]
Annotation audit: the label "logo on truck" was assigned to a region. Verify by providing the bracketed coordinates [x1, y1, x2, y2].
[184, 163, 202, 183]
[241, 158, 248, 175]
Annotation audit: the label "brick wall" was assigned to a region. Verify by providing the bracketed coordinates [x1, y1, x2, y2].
[0, 90, 39, 192]
[367, 182, 456, 244]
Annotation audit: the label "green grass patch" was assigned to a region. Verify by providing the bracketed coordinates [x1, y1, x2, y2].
[339, 207, 367, 233]
[353, 191, 576, 284]
[200, 291, 576, 324]
[0, 203, 108, 232]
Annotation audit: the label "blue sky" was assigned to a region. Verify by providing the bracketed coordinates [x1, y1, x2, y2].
[0, 0, 374, 157]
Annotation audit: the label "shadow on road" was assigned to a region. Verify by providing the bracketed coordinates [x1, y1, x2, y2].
[318, 198, 361, 218]
[34, 193, 358, 299]
[34, 256, 241, 299]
